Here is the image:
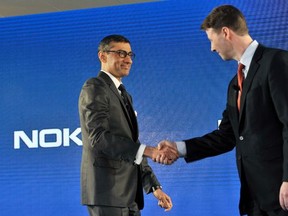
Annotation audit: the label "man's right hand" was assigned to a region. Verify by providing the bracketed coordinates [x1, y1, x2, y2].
[144, 142, 178, 165]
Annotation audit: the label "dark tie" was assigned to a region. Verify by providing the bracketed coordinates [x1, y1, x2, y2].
[237, 63, 245, 111]
[118, 84, 136, 122]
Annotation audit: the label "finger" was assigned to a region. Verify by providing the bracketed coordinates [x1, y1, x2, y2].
[164, 203, 173, 211]
[157, 140, 167, 150]
[155, 154, 161, 163]
[163, 147, 179, 158]
[164, 158, 168, 165]
[158, 200, 164, 208]
[284, 198, 288, 211]
[168, 146, 178, 154]
[166, 158, 176, 165]
[280, 194, 286, 210]
[168, 152, 178, 161]
[157, 142, 163, 150]
[163, 151, 178, 163]
[285, 197, 288, 210]
[166, 159, 173, 165]
[156, 154, 163, 164]
[160, 154, 166, 164]
[280, 198, 284, 210]
[161, 198, 173, 211]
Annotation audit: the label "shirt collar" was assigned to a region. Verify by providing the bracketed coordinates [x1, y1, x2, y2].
[239, 40, 259, 77]
[101, 70, 122, 90]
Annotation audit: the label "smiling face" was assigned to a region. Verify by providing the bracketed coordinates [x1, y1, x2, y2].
[99, 42, 133, 81]
[206, 28, 234, 61]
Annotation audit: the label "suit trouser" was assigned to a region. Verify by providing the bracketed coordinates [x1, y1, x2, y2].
[247, 201, 288, 216]
[240, 168, 288, 216]
[87, 205, 141, 216]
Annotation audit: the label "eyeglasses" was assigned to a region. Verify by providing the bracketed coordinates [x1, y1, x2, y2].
[105, 50, 136, 60]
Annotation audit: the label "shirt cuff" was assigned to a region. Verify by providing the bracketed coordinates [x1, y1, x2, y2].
[134, 144, 146, 165]
[175, 141, 187, 157]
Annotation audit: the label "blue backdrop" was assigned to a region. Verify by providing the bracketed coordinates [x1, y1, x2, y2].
[0, 0, 287, 215]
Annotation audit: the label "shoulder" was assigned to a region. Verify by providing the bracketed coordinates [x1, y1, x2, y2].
[79, 77, 110, 100]
[253, 45, 288, 67]
[263, 47, 288, 66]
[82, 76, 109, 90]
[83, 76, 105, 86]
[259, 44, 288, 57]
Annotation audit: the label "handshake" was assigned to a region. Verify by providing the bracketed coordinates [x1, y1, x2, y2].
[144, 140, 179, 165]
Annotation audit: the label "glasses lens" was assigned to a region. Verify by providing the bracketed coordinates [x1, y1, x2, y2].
[118, 50, 127, 58]
[106, 50, 135, 59]
[119, 50, 135, 59]
[128, 52, 135, 59]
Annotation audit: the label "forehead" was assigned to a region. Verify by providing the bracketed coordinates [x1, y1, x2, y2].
[109, 42, 132, 51]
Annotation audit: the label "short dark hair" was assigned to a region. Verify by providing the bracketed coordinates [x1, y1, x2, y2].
[201, 5, 248, 35]
[98, 35, 131, 52]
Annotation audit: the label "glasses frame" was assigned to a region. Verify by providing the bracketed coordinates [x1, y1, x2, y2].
[105, 50, 136, 60]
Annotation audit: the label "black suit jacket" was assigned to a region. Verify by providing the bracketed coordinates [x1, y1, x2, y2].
[78, 72, 160, 209]
[184, 44, 288, 214]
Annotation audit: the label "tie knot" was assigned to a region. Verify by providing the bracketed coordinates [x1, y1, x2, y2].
[237, 63, 245, 82]
[238, 63, 245, 72]
[118, 84, 126, 92]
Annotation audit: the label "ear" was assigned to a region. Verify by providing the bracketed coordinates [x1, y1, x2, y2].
[98, 51, 107, 63]
[222, 27, 233, 40]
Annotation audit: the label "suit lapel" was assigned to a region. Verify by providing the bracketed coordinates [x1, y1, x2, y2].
[239, 45, 264, 121]
[231, 77, 240, 120]
[98, 71, 139, 139]
[98, 71, 123, 102]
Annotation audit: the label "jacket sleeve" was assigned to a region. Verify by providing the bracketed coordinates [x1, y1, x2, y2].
[268, 50, 288, 181]
[184, 107, 236, 163]
[140, 157, 161, 194]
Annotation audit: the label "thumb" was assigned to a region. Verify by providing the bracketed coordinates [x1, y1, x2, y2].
[157, 141, 165, 150]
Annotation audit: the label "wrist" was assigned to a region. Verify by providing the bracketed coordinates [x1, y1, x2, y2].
[144, 146, 156, 158]
[152, 185, 162, 192]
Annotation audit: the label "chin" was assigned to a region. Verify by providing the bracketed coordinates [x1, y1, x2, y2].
[122, 72, 130, 77]
[220, 55, 231, 61]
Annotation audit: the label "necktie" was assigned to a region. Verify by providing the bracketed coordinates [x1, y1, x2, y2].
[118, 84, 138, 141]
[237, 63, 245, 111]
[118, 84, 135, 121]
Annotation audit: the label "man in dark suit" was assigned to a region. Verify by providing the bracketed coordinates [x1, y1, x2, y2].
[79, 35, 177, 216]
[158, 5, 288, 216]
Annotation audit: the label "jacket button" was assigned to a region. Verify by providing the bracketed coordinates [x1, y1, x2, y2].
[239, 136, 244, 141]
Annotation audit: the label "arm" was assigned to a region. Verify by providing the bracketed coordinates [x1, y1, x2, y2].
[157, 108, 236, 164]
[184, 108, 235, 162]
[140, 157, 173, 211]
[268, 50, 288, 210]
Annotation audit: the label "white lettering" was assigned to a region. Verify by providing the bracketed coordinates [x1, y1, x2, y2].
[63, 128, 82, 146]
[39, 129, 62, 148]
[14, 128, 82, 149]
[14, 130, 38, 149]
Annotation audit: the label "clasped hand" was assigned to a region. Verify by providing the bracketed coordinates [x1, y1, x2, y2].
[144, 140, 179, 164]
[154, 140, 179, 164]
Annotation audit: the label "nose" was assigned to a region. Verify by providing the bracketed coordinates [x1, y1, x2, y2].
[211, 44, 216, 52]
[124, 55, 133, 63]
